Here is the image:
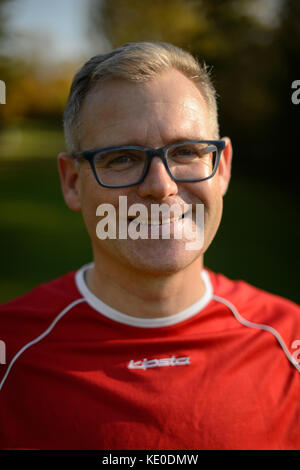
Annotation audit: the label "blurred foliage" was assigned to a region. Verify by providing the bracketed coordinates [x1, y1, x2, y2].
[0, 1, 75, 131]
[0, 58, 74, 160]
[0, 58, 74, 125]
[90, 0, 300, 192]
[0, 0, 10, 40]
[93, 0, 202, 46]
[0, 156, 92, 302]
[0, 120, 65, 159]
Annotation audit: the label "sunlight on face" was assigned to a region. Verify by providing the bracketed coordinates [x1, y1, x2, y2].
[77, 69, 225, 274]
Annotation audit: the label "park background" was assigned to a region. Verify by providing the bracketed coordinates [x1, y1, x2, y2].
[0, 0, 299, 304]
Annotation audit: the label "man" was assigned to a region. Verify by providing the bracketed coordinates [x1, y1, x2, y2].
[0, 41, 299, 450]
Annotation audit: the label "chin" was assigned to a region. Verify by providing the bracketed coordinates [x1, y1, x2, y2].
[115, 238, 203, 275]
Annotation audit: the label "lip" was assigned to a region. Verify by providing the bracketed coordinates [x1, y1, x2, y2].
[126, 209, 195, 239]
[128, 212, 186, 226]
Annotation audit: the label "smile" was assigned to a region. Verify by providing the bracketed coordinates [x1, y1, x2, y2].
[128, 212, 186, 226]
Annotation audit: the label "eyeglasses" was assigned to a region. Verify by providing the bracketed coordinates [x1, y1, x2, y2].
[75, 140, 226, 188]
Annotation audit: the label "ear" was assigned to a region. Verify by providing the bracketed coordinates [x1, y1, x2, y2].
[218, 137, 233, 196]
[57, 153, 82, 212]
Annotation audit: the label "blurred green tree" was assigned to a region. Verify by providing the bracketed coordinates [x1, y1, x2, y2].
[0, 1, 74, 128]
[0, 0, 11, 127]
[270, 0, 300, 186]
[0, 0, 9, 43]
[91, 0, 201, 46]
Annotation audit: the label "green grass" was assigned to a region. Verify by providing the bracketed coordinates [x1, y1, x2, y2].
[0, 122, 66, 160]
[205, 175, 300, 304]
[0, 157, 92, 302]
[0, 123, 299, 305]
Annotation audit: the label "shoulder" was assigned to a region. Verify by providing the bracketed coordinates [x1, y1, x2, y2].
[206, 267, 299, 313]
[0, 270, 83, 364]
[205, 267, 300, 367]
[0, 269, 80, 316]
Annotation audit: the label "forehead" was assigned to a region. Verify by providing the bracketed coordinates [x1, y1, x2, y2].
[79, 69, 212, 149]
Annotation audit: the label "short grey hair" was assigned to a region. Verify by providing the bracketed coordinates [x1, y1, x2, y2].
[63, 41, 219, 153]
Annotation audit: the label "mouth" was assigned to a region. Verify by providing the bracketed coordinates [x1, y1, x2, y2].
[128, 211, 187, 226]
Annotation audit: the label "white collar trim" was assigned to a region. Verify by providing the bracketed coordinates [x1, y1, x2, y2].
[75, 263, 213, 328]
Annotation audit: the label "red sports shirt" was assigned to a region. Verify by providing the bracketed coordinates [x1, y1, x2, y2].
[0, 263, 300, 450]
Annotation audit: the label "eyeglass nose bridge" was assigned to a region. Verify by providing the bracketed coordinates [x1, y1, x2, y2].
[143, 146, 174, 181]
[146, 147, 166, 160]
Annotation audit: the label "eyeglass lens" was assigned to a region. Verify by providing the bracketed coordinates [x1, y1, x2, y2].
[93, 143, 218, 186]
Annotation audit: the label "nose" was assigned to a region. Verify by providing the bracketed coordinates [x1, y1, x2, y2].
[137, 156, 178, 200]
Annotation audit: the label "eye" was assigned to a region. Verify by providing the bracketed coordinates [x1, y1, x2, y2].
[109, 155, 133, 168]
[95, 150, 143, 171]
[169, 146, 199, 162]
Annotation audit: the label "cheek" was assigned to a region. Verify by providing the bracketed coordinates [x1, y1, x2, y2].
[79, 172, 108, 238]
[202, 179, 223, 225]
[79, 171, 133, 238]
[182, 178, 223, 240]
[182, 177, 222, 207]
[203, 181, 224, 245]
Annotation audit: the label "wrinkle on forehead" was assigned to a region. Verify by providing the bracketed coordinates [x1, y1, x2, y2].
[79, 71, 211, 149]
[88, 100, 203, 131]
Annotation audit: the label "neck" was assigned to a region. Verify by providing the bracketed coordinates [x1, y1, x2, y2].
[85, 251, 206, 319]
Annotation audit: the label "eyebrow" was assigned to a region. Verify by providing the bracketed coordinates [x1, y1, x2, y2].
[167, 136, 209, 144]
[110, 136, 210, 148]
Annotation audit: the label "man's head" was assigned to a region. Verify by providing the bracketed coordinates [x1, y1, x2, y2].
[58, 41, 232, 276]
[63, 41, 220, 154]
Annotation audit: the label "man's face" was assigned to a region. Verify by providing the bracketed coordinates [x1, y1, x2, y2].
[59, 68, 232, 274]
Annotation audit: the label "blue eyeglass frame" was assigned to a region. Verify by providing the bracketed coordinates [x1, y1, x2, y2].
[74, 139, 226, 189]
